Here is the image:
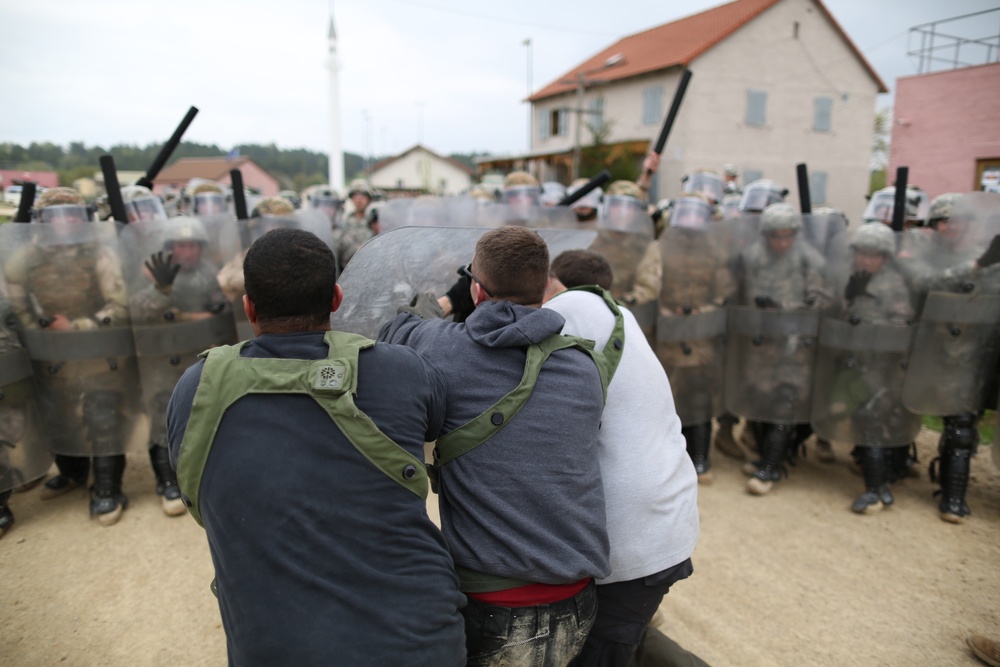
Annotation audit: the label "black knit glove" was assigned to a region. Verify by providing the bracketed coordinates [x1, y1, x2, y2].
[976, 234, 1000, 268]
[844, 271, 872, 301]
[145, 251, 180, 290]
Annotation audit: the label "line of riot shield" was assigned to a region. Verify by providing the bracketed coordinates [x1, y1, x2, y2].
[655, 198, 734, 425]
[901, 292, 1000, 415]
[0, 301, 51, 492]
[589, 194, 655, 302]
[378, 196, 487, 234]
[125, 216, 238, 445]
[810, 319, 920, 446]
[0, 221, 141, 457]
[330, 226, 597, 338]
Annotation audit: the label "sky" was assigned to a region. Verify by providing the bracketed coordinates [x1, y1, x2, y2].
[1, 0, 997, 159]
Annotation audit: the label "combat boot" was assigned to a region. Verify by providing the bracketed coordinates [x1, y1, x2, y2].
[683, 423, 714, 485]
[933, 447, 972, 524]
[712, 415, 744, 460]
[746, 423, 789, 495]
[0, 490, 13, 538]
[40, 455, 89, 500]
[90, 455, 128, 526]
[150, 445, 186, 516]
[851, 446, 887, 514]
[814, 438, 836, 463]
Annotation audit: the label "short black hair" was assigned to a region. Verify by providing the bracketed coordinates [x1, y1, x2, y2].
[244, 228, 337, 330]
[550, 250, 613, 290]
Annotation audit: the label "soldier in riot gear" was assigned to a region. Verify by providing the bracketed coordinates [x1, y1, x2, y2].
[729, 203, 831, 495]
[862, 184, 930, 228]
[656, 194, 736, 481]
[501, 171, 542, 224]
[189, 182, 228, 217]
[739, 179, 788, 214]
[898, 192, 1000, 522]
[130, 216, 233, 515]
[682, 169, 723, 207]
[813, 223, 918, 513]
[218, 196, 297, 303]
[1, 187, 139, 525]
[331, 180, 376, 273]
[723, 164, 741, 195]
[567, 177, 602, 225]
[306, 185, 344, 226]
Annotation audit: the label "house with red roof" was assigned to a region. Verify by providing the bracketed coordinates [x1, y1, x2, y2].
[485, 0, 887, 213]
[368, 144, 474, 196]
[152, 156, 280, 197]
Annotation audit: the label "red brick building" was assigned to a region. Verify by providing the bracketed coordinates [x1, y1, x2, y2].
[889, 62, 1000, 197]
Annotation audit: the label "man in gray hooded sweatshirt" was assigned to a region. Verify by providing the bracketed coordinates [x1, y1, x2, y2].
[379, 226, 609, 667]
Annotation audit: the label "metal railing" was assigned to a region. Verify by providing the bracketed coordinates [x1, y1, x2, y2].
[908, 8, 1000, 74]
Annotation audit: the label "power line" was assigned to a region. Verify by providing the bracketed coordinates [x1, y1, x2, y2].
[379, 0, 618, 37]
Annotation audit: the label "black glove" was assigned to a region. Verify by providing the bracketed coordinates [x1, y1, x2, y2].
[844, 271, 872, 301]
[445, 267, 475, 323]
[145, 251, 180, 290]
[754, 295, 779, 309]
[398, 292, 444, 320]
[976, 234, 1000, 268]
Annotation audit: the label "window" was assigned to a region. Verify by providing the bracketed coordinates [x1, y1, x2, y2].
[551, 108, 569, 137]
[642, 86, 663, 125]
[746, 89, 767, 126]
[587, 97, 605, 132]
[813, 97, 833, 132]
[810, 171, 828, 205]
[744, 169, 763, 185]
[538, 108, 551, 140]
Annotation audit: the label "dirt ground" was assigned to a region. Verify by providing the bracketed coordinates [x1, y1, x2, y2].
[1, 426, 998, 667]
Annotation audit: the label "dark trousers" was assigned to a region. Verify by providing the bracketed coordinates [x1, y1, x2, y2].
[570, 559, 693, 667]
[464, 580, 598, 667]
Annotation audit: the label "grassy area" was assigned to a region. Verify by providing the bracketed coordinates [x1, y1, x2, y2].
[922, 411, 996, 444]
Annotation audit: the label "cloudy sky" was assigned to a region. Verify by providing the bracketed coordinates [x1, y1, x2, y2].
[1, 0, 996, 158]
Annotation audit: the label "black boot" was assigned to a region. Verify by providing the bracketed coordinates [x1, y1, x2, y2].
[0, 489, 13, 538]
[40, 454, 90, 500]
[90, 454, 128, 526]
[149, 445, 186, 516]
[747, 423, 790, 495]
[852, 446, 889, 514]
[683, 422, 714, 484]
[929, 415, 977, 524]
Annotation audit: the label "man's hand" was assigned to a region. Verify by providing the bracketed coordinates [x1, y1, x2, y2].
[398, 292, 445, 320]
[46, 314, 72, 331]
[976, 234, 1000, 269]
[844, 271, 873, 301]
[144, 251, 180, 291]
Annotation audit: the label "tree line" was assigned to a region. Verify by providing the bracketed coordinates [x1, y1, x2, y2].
[0, 142, 486, 193]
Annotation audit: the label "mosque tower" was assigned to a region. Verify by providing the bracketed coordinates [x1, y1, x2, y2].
[327, 5, 345, 192]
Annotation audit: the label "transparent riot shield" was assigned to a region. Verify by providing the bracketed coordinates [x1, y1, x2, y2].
[379, 197, 486, 234]
[588, 203, 654, 300]
[0, 221, 141, 457]
[810, 319, 919, 446]
[724, 307, 820, 423]
[901, 292, 1000, 415]
[331, 226, 597, 338]
[655, 214, 734, 425]
[126, 217, 238, 448]
[0, 334, 50, 492]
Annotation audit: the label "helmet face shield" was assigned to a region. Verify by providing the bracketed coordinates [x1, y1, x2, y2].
[38, 204, 89, 225]
[601, 195, 646, 231]
[502, 185, 541, 207]
[194, 193, 227, 216]
[669, 197, 712, 230]
[862, 191, 895, 224]
[739, 184, 784, 213]
[125, 197, 167, 223]
[683, 172, 723, 204]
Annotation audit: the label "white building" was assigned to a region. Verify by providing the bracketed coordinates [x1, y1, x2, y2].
[368, 144, 474, 196]
[481, 0, 887, 213]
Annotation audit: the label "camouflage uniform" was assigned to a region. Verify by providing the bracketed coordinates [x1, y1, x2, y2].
[333, 180, 376, 272]
[130, 216, 232, 515]
[730, 203, 829, 495]
[2, 188, 138, 525]
[897, 193, 1000, 522]
[655, 195, 735, 481]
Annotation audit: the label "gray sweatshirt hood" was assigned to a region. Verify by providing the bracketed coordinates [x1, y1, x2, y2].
[464, 300, 565, 348]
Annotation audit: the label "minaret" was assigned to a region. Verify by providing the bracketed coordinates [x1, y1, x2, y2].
[327, 5, 345, 192]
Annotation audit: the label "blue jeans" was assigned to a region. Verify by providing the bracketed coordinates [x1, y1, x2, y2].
[463, 581, 598, 667]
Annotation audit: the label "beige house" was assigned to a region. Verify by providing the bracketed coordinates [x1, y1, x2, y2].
[368, 144, 474, 196]
[488, 0, 886, 213]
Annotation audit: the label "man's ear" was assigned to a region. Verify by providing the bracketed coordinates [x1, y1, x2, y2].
[471, 281, 488, 307]
[243, 295, 257, 323]
[330, 284, 344, 313]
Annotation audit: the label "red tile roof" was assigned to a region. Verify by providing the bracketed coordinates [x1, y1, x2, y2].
[155, 156, 253, 182]
[528, 0, 886, 102]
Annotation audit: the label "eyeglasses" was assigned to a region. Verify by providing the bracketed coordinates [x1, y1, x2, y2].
[460, 263, 494, 298]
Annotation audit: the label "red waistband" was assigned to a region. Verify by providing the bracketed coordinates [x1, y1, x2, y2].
[466, 577, 591, 607]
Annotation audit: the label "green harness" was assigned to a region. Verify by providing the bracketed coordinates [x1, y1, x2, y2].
[175, 330, 428, 528]
[437, 285, 626, 592]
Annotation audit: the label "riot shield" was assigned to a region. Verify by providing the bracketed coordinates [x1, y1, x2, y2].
[331, 226, 597, 338]
[126, 217, 238, 446]
[655, 215, 733, 425]
[723, 307, 820, 423]
[589, 201, 654, 300]
[0, 310, 50, 492]
[901, 292, 1000, 415]
[379, 197, 485, 233]
[810, 318, 920, 446]
[0, 221, 141, 457]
